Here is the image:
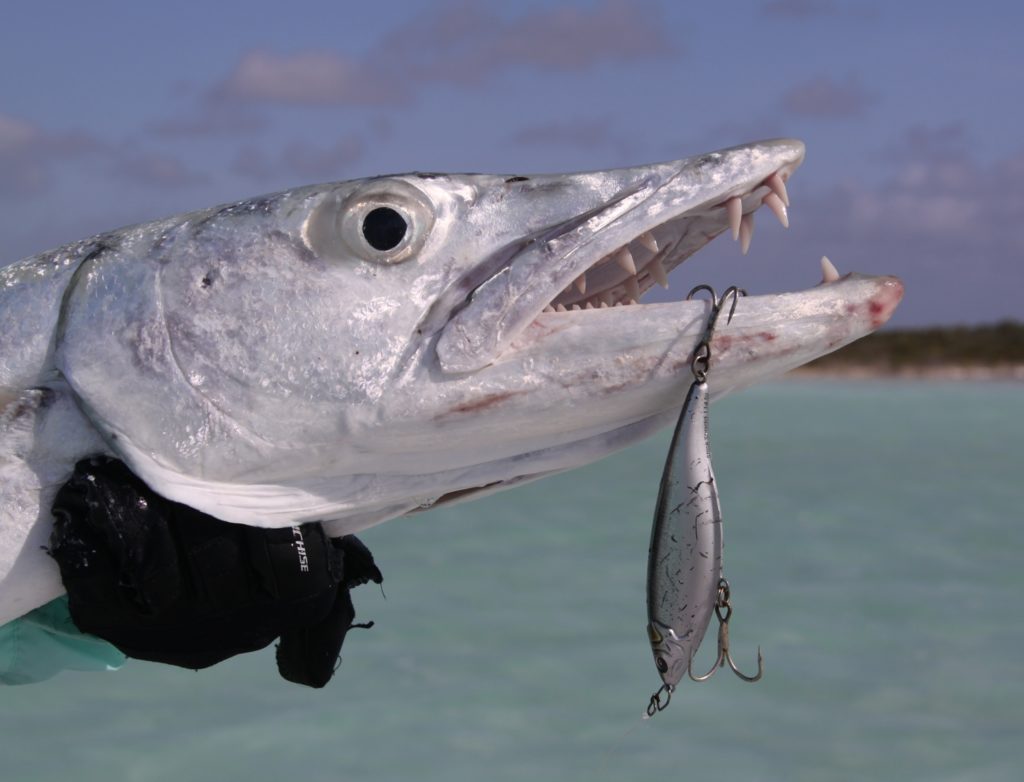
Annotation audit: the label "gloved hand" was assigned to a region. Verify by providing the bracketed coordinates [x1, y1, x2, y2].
[49, 456, 382, 687]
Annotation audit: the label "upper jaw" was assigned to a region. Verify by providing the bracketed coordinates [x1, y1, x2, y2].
[436, 138, 806, 374]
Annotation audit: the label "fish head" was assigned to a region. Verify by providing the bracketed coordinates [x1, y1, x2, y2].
[56, 139, 903, 529]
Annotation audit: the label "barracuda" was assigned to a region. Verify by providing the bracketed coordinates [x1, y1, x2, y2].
[0, 139, 903, 624]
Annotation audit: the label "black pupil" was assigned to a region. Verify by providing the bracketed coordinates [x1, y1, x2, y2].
[362, 207, 407, 252]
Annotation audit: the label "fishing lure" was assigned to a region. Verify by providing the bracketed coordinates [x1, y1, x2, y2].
[644, 285, 762, 718]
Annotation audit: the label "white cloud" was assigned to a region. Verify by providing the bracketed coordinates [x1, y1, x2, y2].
[215, 50, 405, 106]
[509, 117, 632, 156]
[0, 114, 105, 197]
[231, 136, 364, 183]
[781, 76, 875, 119]
[110, 151, 208, 188]
[0, 115, 37, 151]
[206, 1, 674, 109]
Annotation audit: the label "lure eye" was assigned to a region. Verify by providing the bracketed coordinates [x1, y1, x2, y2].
[656, 657, 668, 673]
[304, 178, 435, 265]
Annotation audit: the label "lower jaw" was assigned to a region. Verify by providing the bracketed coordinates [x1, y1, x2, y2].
[379, 274, 904, 520]
[417, 406, 680, 513]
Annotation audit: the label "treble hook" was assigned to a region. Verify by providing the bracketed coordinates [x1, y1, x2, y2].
[688, 578, 763, 683]
[685, 285, 746, 382]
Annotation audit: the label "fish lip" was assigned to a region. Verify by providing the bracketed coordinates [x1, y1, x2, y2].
[436, 139, 806, 374]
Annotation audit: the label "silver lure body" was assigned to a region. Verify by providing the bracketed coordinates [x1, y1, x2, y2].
[646, 379, 721, 689]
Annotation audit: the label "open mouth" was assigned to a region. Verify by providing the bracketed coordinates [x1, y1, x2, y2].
[539, 171, 797, 314]
[414, 141, 901, 513]
[432, 138, 905, 382]
[435, 139, 818, 374]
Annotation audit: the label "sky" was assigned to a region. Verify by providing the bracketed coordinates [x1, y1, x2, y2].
[1, 0, 1021, 327]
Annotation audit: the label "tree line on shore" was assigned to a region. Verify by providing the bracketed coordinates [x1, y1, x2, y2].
[804, 321, 1024, 370]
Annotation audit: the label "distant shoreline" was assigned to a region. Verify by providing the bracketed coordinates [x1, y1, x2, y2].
[789, 365, 1024, 382]
[790, 321, 1024, 382]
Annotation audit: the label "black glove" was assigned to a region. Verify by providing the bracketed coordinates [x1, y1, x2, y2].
[276, 535, 383, 688]
[49, 456, 381, 687]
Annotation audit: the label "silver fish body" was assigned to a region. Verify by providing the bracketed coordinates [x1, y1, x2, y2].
[646, 379, 721, 689]
[0, 138, 904, 626]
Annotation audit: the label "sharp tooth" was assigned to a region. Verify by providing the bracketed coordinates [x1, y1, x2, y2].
[820, 255, 840, 283]
[600, 290, 615, 306]
[766, 173, 789, 207]
[584, 301, 595, 309]
[574, 274, 587, 295]
[739, 213, 755, 255]
[571, 304, 581, 311]
[727, 196, 742, 240]
[543, 305, 554, 313]
[599, 301, 609, 308]
[554, 303, 567, 312]
[625, 276, 641, 302]
[615, 247, 637, 275]
[647, 258, 669, 289]
[762, 192, 789, 228]
[638, 232, 658, 253]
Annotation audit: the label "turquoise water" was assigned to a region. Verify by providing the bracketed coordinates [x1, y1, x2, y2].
[2, 381, 1021, 781]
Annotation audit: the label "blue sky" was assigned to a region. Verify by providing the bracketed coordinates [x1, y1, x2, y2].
[2, 0, 1020, 326]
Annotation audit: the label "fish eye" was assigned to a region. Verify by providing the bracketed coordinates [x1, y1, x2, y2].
[304, 178, 435, 265]
[656, 657, 668, 673]
[362, 207, 407, 251]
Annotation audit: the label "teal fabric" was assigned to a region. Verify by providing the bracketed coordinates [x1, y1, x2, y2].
[0, 596, 125, 685]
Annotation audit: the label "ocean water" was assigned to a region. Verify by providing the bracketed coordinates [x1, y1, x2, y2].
[1, 380, 1021, 782]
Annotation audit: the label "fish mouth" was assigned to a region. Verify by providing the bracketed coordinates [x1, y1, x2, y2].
[540, 154, 797, 314]
[420, 139, 904, 508]
[436, 139, 814, 373]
